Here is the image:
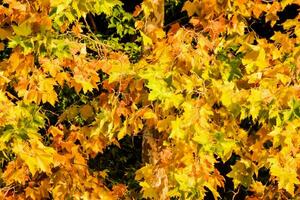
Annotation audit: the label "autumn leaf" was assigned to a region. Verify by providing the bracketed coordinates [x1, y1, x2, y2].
[182, 0, 200, 17]
[12, 22, 32, 37]
[13, 139, 56, 175]
[0, 28, 12, 39]
[1, 0, 300, 199]
[140, 31, 153, 46]
[227, 159, 255, 189]
[242, 45, 268, 74]
[269, 156, 300, 196]
[80, 104, 94, 120]
[2, 159, 30, 185]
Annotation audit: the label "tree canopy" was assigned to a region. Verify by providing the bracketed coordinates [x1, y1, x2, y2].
[0, 0, 300, 199]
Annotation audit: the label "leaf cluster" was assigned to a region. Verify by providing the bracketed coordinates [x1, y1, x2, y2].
[0, 0, 300, 200]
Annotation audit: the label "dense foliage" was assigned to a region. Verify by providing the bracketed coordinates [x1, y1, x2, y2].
[0, 0, 300, 199]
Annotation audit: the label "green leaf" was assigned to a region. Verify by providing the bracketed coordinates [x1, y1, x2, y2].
[94, 0, 123, 15]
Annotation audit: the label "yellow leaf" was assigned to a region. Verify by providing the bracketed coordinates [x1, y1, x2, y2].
[140, 181, 151, 188]
[272, 47, 281, 60]
[269, 157, 300, 196]
[117, 123, 127, 140]
[174, 172, 195, 192]
[220, 82, 235, 107]
[12, 22, 32, 37]
[248, 89, 262, 120]
[143, 110, 157, 119]
[167, 188, 181, 197]
[248, 72, 262, 84]
[256, 47, 268, 70]
[42, 90, 58, 106]
[154, 28, 166, 39]
[39, 78, 57, 105]
[206, 183, 220, 200]
[182, 0, 199, 17]
[73, 76, 95, 93]
[48, 126, 64, 138]
[13, 139, 56, 175]
[193, 125, 210, 145]
[242, 46, 268, 73]
[250, 181, 265, 194]
[280, 0, 294, 8]
[276, 73, 291, 85]
[157, 116, 175, 132]
[170, 118, 186, 139]
[140, 31, 153, 46]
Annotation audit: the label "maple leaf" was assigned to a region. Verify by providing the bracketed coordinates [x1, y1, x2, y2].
[170, 118, 186, 139]
[1, 0, 300, 199]
[13, 139, 56, 175]
[12, 22, 32, 36]
[250, 181, 265, 195]
[182, 0, 200, 17]
[227, 159, 255, 189]
[242, 45, 268, 74]
[269, 155, 300, 196]
[247, 89, 263, 120]
[2, 159, 30, 185]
